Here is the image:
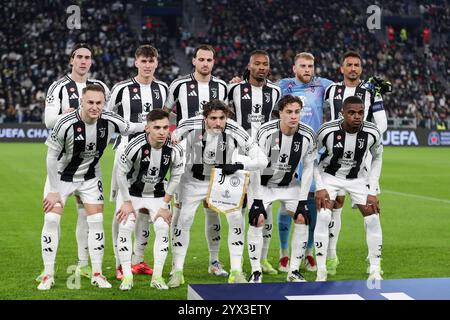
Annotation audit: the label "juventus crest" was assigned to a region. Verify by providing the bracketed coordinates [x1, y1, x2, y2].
[211, 88, 218, 99]
[264, 92, 271, 103]
[358, 138, 365, 149]
[293, 141, 301, 152]
[99, 127, 106, 138]
[219, 141, 227, 151]
[163, 154, 170, 165]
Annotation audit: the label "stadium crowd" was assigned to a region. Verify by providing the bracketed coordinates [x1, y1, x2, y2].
[0, 0, 448, 129]
[182, 0, 449, 129]
[0, 0, 180, 124]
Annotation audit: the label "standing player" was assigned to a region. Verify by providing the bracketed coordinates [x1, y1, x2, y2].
[167, 100, 268, 287]
[228, 50, 281, 275]
[37, 84, 145, 290]
[313, 96, 383, 282]
[276, 52, 333, 273]
[247, 95, 316, 283]
[115, 109, 184, 290]
[323, 51, 387, 276]
[108, 45, 169, 280]
[163, 45, 229, 277]
[39, 43, 109, 281]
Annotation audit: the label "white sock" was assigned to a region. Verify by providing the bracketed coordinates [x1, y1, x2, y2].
[247, 226, 263, 272]
[314, 208, 332, 271]
[364, 214, 383, 273]
[76, 205, 89, 267]
[170, 204, 180, 272]
[204, 207, 220, 263]
[172, 225, 189, 271]
[117, 215, 136, 277]
[261, 209, 273, 261]
[87, 213, 105, 275]
[132, 212, 150, 265]
[327, 207, 342, 259]
[289, 223, 308, 271]
[153, 217, 170, 277]
[226, 211, 244, 271]
[111, 209, 120, 267]
[41, 212, 61, 276]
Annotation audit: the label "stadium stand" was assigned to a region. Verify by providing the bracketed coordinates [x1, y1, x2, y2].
[0, 0, 448, 129]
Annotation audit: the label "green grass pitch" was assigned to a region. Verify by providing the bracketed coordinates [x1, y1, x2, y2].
[0, 144, 449, 299]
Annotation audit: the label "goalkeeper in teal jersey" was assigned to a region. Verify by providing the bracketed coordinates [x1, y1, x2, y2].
[275, 52, 332, 273]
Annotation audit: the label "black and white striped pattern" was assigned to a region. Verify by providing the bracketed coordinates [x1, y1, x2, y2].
[46, 110, 138, 182]
[45, 74, 109, 125]
[257, 120, 316, 187]
[228, 80, 281, 138]
[119, 133, 184, 197]
[108, 78, 168, 147]
[173, 116, 254, 180]
[324, 81, 384, 123]
[164, 73, 227, 125]
[317, 119, 381, 179]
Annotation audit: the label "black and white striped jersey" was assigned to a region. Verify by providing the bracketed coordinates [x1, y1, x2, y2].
[46, 110, 145, 182]
[164, 73, 227, 125]
[324, 81, 387, 133]
[173, 116, 262, 180]
[44, 74, 109, 129]
[108, 78, 169, 147]
[228, 80, 281, 139]
[117, 133, 184, 198]
[256, 120, 316, 193]
[316, 119, 382, 184]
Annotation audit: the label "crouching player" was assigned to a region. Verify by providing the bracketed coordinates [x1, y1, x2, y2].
[247, 95, 317, 283]
[115, 109, 184, 290]
[313, 96, 383, 282]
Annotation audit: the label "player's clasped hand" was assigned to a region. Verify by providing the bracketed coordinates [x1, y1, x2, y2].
[221, 163, 244, 175]
[116, 201, 135, 224]
[366, 195, 381, 214]
[315, 189, 331, 210]
[43, 192, 63, 213]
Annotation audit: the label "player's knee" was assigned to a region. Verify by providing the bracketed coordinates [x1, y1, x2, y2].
[154, 217, 169, 233]
[45, 212, 61, 226]
[334, 196, 345, 208]
[119, 216, 136, 232]
[317, 208, 332, 224]
[294, 214, 305, 225]
[249, 212, 265, 227]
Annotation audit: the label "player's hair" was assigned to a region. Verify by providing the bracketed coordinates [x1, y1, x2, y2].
[70, 43, 92, 58]
[82, 84, 106, 98]
[193, 44, 216, 59]
[341, 51, 361, 65]
[146, 109, 169, 122]
[277, 94, 303, 111]
[202, 99, 231, 118]
[294, 52, 315, 63]
[249, 50, 269, 59]
[135, 45, 159, 59]
[342, 96, 364, 109]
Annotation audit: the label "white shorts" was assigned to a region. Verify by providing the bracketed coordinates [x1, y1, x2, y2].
[177, 173, 211, 228]
[44, 176, 104, 206]
[320, 172, 369, 206]
[248, 180, 302, 214]
[116, 193, 165, 223]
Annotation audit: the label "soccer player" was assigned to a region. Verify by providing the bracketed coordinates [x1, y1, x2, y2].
[247, 95, 316, 283]
[313, 96, 383, 282]
[108, 45, 169, 280]
[323, 51, 388, 276]
[167, 100, 268, 287]
[276, 52, 333, 273]
[227, 50, 281, 275]
[114, 109, 184, 290]
[163, 45, 229, 277]
[38, 84, 145, 290]
[39, 43, 109, 281]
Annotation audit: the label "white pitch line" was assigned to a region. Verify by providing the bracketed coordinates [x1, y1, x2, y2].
[383, 190, 450, 204]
